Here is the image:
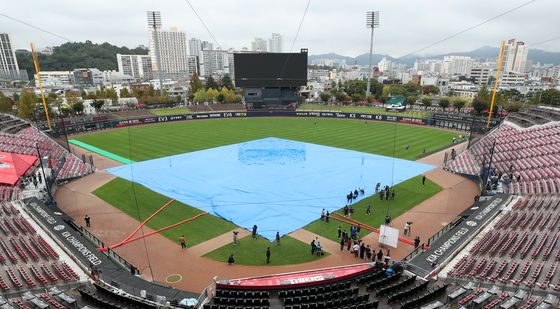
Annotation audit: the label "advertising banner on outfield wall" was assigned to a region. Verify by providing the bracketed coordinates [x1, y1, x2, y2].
[56, 111, 429, 135]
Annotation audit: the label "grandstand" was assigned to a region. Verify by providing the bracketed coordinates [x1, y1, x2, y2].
[1, 104, 560, 308]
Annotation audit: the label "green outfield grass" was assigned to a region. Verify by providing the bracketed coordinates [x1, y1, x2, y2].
[304, 175, 442, 243]
[93, 177, 236, 246]
[204, 236, 326, 266]
[298, 104, 431, 118]
[74, 118, 457, 162]
[150, 107, 192, 116]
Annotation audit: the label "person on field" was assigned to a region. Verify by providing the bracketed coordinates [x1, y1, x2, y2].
[252, 225, 258, 240]
[266, 247, 271, 264]
[228, 254, 235, 265]
[366, 203, 371, 215]
[232, 231, 239, 245]
[422, 175, 426, 185]
[325, 211, 330, 223]
[179, 235, 186, 250]
[84, 215, 91, 228]
[276, 232, 280, 245]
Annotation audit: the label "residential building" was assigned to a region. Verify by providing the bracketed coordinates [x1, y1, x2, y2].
[501, 39, 528, 73]
[147, 11, 190, 81]
[501, 71, 527, 86]
[378, 57, 392, 72]
[199, 49, 233, 78]
[202, 41, 213, 51]
[469, 66, 494, 86]
[268, 33, 282, 53]
[251, 38, 267, 52]
[441, 56, 474, 76]
[449, 81, 479, 99]
[187, 55, 198, 77]
[0, 33, 27, 81]
[33, 71, 72, 88]
[72, 68, 104, 86]
[116, 54, 153, 81]
[188, 38, 202, 57]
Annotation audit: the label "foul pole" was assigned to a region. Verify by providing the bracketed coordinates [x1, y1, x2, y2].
[30, 43, 52, 130]
[487, 41, 505, 128]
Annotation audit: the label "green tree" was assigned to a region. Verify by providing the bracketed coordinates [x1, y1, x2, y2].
[539, 89, 560, 106]
[0, 92, 14, 112]
[472, 97, 488, 115]
[105, 88, 118, 101]
[119, 88, 131, 98]
[422, 85, 439, 95]
[193, 89, 208, 103]
[452, 98, 466, 111]
[319, 92, 331, 103]
[189, 73, 203, 101]
[16, 41, 149, 79]
[216, 93, 225, 103]
[226, 89, 238, 103]
[18, 92, 37, 119]
[207, 88, 220, 102]
[205, 76, 218, 90]
[344, 80, 367, 96]
[366, 95, 376, 103]
[351, 93, 364, 103]
[438, 98, 450, 109]
[92, 99, 105, 112]
[421, 97, 431, 106]
[72, 101, 84, 115]
[221, 74, 234, 90]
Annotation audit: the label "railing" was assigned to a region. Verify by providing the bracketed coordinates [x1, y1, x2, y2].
[196, 282, 216, 309]
[401, 217, 463, 263]
[80, 226, 134, 272]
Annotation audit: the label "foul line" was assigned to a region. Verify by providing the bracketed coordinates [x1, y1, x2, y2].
[68, 139, 135, 164]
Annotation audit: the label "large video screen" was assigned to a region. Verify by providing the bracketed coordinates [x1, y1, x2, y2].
[234, 52, 307, 87]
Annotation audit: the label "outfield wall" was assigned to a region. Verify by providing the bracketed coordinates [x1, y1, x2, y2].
[44, 110, 498, 137]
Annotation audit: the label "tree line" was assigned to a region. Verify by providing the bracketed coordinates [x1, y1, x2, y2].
[16, 41, 148, 79]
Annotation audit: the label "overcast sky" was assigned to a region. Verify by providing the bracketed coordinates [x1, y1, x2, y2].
[2, 0, 559, 57]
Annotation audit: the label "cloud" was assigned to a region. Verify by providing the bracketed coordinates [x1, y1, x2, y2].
[2, 0, 559, 56]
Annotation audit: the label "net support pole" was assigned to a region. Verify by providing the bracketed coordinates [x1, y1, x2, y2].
[487, 41, 505, 128]
[30, 43, 52, 130]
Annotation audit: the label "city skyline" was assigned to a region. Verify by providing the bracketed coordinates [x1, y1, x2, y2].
[2, 0, 559, 57]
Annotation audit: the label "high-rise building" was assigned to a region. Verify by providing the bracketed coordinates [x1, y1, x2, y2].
[377, 57, 392, 72]
[202, 41, 213, 51]
[0, 33, 27, 81]
[147, 12, 190, 81]
[251, 38, 267, 52]
[502, 39, 528, 73]
[188, 38, 202, 57]
[116, 54, 153, 81]
[200, 49, 233, 78]
[268, 33, 282, 53]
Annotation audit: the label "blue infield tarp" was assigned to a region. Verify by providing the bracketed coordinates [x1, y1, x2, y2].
[107, 138, 436, 240]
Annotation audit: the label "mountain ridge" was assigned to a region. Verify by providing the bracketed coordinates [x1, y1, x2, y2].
[309, 46, 560, 66]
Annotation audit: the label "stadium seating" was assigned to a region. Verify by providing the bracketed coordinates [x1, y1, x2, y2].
[445, 195, 560, 293]
[446, 109, 560, 197]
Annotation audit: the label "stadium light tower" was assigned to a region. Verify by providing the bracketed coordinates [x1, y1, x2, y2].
[147, 11, 163, 96]
[366, 11, 380, 97]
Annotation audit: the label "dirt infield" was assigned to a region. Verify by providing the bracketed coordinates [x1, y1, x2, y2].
[56, 142, 478, 293]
